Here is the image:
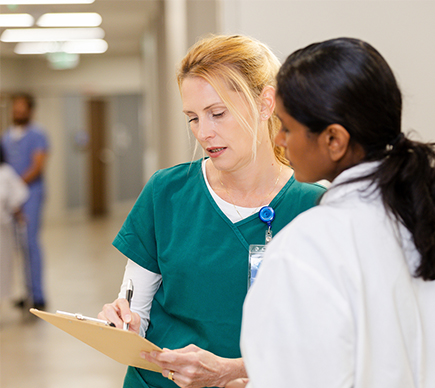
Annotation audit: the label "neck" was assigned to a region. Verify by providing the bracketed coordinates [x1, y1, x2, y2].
[219, 159, 279, 193]
[206, 150, 290, 208]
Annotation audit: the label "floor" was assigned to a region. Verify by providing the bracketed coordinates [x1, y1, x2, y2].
[0, 212, 131, 388]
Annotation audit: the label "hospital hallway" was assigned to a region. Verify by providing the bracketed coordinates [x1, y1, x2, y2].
[0, 211, 131, 387]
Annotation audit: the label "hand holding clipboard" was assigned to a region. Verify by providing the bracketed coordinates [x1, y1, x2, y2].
[30, 308, 162, 372]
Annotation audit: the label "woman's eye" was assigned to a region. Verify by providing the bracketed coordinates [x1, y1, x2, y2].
[212, 112, 225, 118]
[188, 117, 198, 123]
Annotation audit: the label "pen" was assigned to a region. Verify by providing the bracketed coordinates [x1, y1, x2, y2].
[123, 278, 134, 331]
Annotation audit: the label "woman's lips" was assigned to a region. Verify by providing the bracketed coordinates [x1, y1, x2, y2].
[206, 147, 227, 157]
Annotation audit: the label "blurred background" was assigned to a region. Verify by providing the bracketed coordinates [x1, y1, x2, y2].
[0, 0, 434, 387]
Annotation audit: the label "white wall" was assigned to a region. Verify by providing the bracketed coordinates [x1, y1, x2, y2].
[0, 57, 26, 91]
[24, 55, 143, 95]
[220, 0, 435, 143]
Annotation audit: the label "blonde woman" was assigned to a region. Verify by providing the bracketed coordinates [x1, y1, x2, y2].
[99, 35, 325, 388]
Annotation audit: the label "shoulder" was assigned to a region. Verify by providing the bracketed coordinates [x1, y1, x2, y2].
[0, 163, 21, 181]
[152, 159, 202, 180]
[280, 176, 327, 208]
[26, 125, 49, 150]
[290, 178, 327, 196]
[28, 125, 48, 139]
[149, 159, 203, 190]
[136, 159, 203, 202]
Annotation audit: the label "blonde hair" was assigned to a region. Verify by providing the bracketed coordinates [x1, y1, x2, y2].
[177, 34, 287, 165]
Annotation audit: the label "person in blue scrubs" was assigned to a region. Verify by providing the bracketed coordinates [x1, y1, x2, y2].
[1, 93, 49, 309]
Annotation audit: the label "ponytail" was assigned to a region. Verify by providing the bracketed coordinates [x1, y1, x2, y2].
[370, 135, 435, 280]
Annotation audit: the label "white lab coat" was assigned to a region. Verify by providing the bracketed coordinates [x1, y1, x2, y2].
[241, 162, 435, 388]
[0, 163, 29, 300]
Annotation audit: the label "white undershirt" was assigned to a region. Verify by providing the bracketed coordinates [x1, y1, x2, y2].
[10, 125, 26, 141]
[119, 159, 259, 336]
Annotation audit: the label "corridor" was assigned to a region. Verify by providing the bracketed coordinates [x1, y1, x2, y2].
[0, 213, 130, 387]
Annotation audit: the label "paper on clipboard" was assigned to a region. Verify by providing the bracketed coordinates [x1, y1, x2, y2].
[30, 308, 162, 372]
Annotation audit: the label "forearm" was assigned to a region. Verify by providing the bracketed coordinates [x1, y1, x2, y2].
[216, 357, 247, 387]
[22, 151, 47, 184]
[22, 167, 42, 184]
[118, 259, 162, 337]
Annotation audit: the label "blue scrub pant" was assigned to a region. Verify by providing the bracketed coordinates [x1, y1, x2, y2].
[22, 187, 45, 305]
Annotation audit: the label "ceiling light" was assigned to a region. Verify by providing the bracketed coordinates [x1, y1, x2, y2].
[14, 39, 108, 54]
[63, 39, 107, 54]
[15, 42, 51, 54]
[0, 13, 34, 27]
[1, 27, 104, 42]
[0, 0, 94, 4]
[37, 12, 102, 27]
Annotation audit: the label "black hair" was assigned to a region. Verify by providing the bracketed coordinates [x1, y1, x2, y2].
[276, 37, 435, 281]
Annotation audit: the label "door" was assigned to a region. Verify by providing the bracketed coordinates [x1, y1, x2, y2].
[88, 98, 107, 216]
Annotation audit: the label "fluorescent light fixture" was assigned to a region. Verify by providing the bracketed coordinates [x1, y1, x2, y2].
[15, 39, 108, 54]
[1, 27, 104, 42]
[0, 13, 34, 27]
[37, 13, 102, 27]
[15, 42, 51, 54]
[63, 39, 107, 54]
[0, 1, 94, 4]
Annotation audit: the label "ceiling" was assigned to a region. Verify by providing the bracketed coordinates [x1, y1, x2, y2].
[0, 0, 160, 59]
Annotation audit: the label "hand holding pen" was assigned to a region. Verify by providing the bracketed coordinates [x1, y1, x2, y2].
[97, 279, 140, 333]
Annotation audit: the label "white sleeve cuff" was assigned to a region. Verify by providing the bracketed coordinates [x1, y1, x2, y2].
[118, 259, 162, 337]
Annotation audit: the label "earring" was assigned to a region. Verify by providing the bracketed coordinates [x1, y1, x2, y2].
[262, 114, 268, 120]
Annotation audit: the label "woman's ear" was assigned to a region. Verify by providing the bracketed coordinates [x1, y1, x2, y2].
[321, 124, 351, 162]
[259, 85, 275, 120]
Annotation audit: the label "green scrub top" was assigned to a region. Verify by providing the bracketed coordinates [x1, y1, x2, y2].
[113, 159, 326, 388]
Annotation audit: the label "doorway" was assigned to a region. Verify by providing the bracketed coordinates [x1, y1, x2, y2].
[64, 93, 144, 217]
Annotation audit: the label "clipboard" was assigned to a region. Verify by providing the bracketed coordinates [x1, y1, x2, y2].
[30, 308, 162, 372]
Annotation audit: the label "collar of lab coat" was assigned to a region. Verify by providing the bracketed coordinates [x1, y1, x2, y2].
[321, 161, 420, 273]
[320, 161, 381, 206]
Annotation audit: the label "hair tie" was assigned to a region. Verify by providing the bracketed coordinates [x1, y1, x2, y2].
[386, 132, 405, 151]
[391, 132, 405, 146]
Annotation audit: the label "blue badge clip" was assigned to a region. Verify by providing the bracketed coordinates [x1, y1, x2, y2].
[259, 206, 275, 227]
[259, 206, 275, 244]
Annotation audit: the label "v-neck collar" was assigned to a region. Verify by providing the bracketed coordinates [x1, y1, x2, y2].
[198, 159, 296, 249]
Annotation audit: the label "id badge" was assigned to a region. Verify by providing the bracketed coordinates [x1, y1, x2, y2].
[248, 244, 266, 287]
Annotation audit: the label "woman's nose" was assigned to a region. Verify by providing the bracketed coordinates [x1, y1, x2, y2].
[196, 121, 215, 142]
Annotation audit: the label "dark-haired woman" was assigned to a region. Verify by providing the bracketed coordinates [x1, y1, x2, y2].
[238, 38, 435, 388]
